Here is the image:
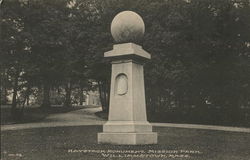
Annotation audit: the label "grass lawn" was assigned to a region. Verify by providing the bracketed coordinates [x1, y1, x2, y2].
[1, 126, 250, 160]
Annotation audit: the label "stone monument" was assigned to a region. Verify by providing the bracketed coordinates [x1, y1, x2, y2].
[97, 11, 157, 145]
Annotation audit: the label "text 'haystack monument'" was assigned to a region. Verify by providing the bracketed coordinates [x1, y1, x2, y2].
[97, 11, 157, 145]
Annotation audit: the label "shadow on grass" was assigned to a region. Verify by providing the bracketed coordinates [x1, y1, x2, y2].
[95, 110, 108, 120]
[0, 105, 93, 125]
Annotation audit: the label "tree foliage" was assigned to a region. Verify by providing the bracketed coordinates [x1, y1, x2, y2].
[1, 0, 250, 125]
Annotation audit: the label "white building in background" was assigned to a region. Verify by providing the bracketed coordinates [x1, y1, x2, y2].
[85, 90, 101, 106]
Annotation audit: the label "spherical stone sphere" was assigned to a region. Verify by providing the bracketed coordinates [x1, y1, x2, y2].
[111, 11, 145, 43]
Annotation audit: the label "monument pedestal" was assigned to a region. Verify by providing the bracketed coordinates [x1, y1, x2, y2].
[97, 43, 157, 145]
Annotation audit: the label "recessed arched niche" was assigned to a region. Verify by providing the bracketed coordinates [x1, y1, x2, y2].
[115, 73, 128, 96]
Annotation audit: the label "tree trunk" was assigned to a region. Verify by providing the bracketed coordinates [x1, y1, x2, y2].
[26, 95, 30, 106]
[11, 69, 23, 120]
[98, 80, 110, 112]
[105, 80, 110, 112]
[41, 83, 51, 108]
[102, 81, 107, 110]
[0, 69, 8, 105]
[11, 70, 19, 110]
[64, 81, 72, 107]
[98, 81, 106, 112]
[79, 86, 84, 105]
[1, 85, 8, 105]
[25, 85, 31, 106]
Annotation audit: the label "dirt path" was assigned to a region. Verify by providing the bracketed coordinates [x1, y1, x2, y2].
[1, 106, 250, 133]
[1, 107, 105, 131]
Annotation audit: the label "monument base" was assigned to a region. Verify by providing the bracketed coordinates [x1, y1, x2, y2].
[103, 121, 153, 132]
[98, 132, 157, 145]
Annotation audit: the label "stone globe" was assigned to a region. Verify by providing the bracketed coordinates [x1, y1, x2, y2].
[111, 11, 145, 43]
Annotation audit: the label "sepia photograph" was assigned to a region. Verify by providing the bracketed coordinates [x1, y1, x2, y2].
[1, 0, 250, 159]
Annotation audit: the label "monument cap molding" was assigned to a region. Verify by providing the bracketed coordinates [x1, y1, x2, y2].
[104, 43, 151, 61]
